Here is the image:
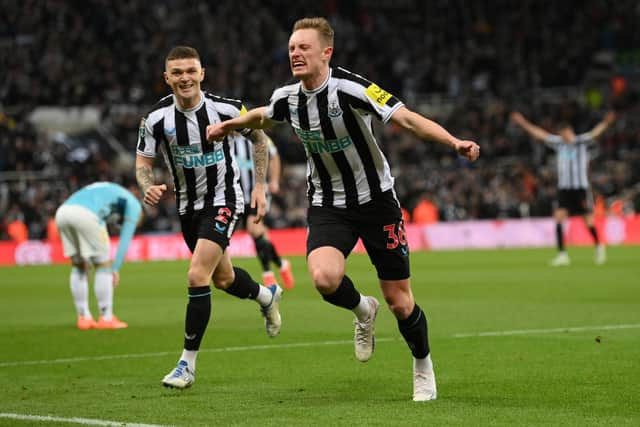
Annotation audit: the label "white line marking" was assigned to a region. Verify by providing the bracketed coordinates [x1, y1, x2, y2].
[2, 323, 638, 368]
[452, 323, 640, 338]
[0, 413, 172, 427]
[0, 338, 396, 368]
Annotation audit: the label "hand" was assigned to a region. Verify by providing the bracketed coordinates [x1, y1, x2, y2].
[454, 140, 480, 162]
[250, 184, 267, 224]
[143, 184, 167, 206]
[604, 111, 616, 124]
[206, 123, 228, 142]
[112, 271, 120, 288]
[510, 111, 525, 125]
[268, 180, 280, 195]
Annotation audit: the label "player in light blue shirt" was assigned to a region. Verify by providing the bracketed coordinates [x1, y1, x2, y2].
[55, 182, 143, 330]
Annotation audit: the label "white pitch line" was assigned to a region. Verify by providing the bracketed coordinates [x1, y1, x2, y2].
[452, 323, 640, 338]
[0, 413, 172, 427]
[0, 338, 396, 368]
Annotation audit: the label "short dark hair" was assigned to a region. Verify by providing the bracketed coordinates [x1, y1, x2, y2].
[165, 46, 200, 64]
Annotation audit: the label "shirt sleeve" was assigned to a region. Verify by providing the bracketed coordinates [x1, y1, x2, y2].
[359, 82, 404, 124]
[575, 133, 595, 145]
[136, 115, 158, 158]
[544, 134, 563, 151]
[265, 88, 291, 123]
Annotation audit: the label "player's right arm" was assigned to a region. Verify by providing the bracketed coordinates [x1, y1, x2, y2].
[206, 107, 275, 142]
[510, 111, 550, 141]
[587, 111, 616, 140]
[135, 154, 167, 206]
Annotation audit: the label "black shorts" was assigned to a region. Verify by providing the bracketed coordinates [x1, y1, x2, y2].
[307, 190, 410, 280]
[556, 189, 592, 215]
[179, 205, 240, 253]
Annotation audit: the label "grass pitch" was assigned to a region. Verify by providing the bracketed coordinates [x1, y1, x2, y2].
[1, 246, 639, 426]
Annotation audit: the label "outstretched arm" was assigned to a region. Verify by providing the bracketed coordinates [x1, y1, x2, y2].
[135, 155, 167, 206]
[390, 106, 480, 161]
[588, 111, 616, 140]
[206, 107, 274, 142]
[510, 111, 550, 142]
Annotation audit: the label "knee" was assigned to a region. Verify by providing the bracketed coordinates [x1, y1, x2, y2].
[187, 266, 212, 287]
[383, 291, 414, 319]
[211, 269, 234, 290]
[308, 265, 341, 294]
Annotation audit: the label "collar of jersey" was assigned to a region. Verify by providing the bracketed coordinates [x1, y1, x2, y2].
[174, 91, 205, 113]
[301, 68, 332, 95]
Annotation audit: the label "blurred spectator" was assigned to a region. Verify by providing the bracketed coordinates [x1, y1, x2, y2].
[412, 192, 439, 224]
[1, 1, 639, 239]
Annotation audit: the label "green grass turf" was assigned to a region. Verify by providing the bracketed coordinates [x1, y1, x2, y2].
[1, 246, 639, 426]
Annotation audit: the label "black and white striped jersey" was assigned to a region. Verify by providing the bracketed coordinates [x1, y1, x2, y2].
[545, 133, 595, 190]
[265, 67, 404, 208]
[231, 133, 278, 205]
[136, 91, 249, 216]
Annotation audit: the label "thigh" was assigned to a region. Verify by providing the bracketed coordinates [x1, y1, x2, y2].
[357, 193, 410, 281]
[306, 206, 359, 257]
[191, 238, 224, 283]
[59, 205, 110, 262]
[181, 206, 240, 253]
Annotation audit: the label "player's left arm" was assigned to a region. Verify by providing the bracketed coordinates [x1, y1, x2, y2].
[246, 129, 269, 223]
[390, 106, 480, 161]
[587, 111, 616, 140]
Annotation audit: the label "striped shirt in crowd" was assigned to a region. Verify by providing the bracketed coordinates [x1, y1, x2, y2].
[545, 133, 595, 190]
[136, 92, 249, 216]
[231, 133, 278, 205]
[266, 67, 404, 208]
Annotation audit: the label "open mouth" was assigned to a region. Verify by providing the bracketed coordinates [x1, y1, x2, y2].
[291, 60, 306, 71]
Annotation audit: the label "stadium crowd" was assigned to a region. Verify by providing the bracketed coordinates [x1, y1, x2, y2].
[1, 0, 639, 240]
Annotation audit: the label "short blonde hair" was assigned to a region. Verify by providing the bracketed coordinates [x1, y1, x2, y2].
[292, 17, 334, 47]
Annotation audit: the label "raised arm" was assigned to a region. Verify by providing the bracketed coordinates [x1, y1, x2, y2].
[135, 154, 167, 206]
[588, 111, 616, 140]
[390, 106, 480, 161]
[510, 111, 550, 142]
[206, 107, 274, 142]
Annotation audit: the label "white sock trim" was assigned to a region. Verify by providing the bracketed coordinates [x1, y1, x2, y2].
[414, 354, 434, 373]
[353, 294, 371, 321]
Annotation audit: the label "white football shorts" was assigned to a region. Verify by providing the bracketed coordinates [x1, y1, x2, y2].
[55, 204, 110, 264]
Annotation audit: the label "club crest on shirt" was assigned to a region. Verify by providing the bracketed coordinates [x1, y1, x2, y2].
[328, 100, 343, 118]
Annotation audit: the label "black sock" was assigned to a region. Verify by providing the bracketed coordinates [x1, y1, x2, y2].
[254, 235, 283, 271]
[398, 304, 430, 359]
[224, 267, 260, 299]
[184, 286, 211, 351]
[253, 235, 272, 271]
[588, 225, 599, 244]
[556, 223, 565, 251]
[321, 275, 361, 310]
